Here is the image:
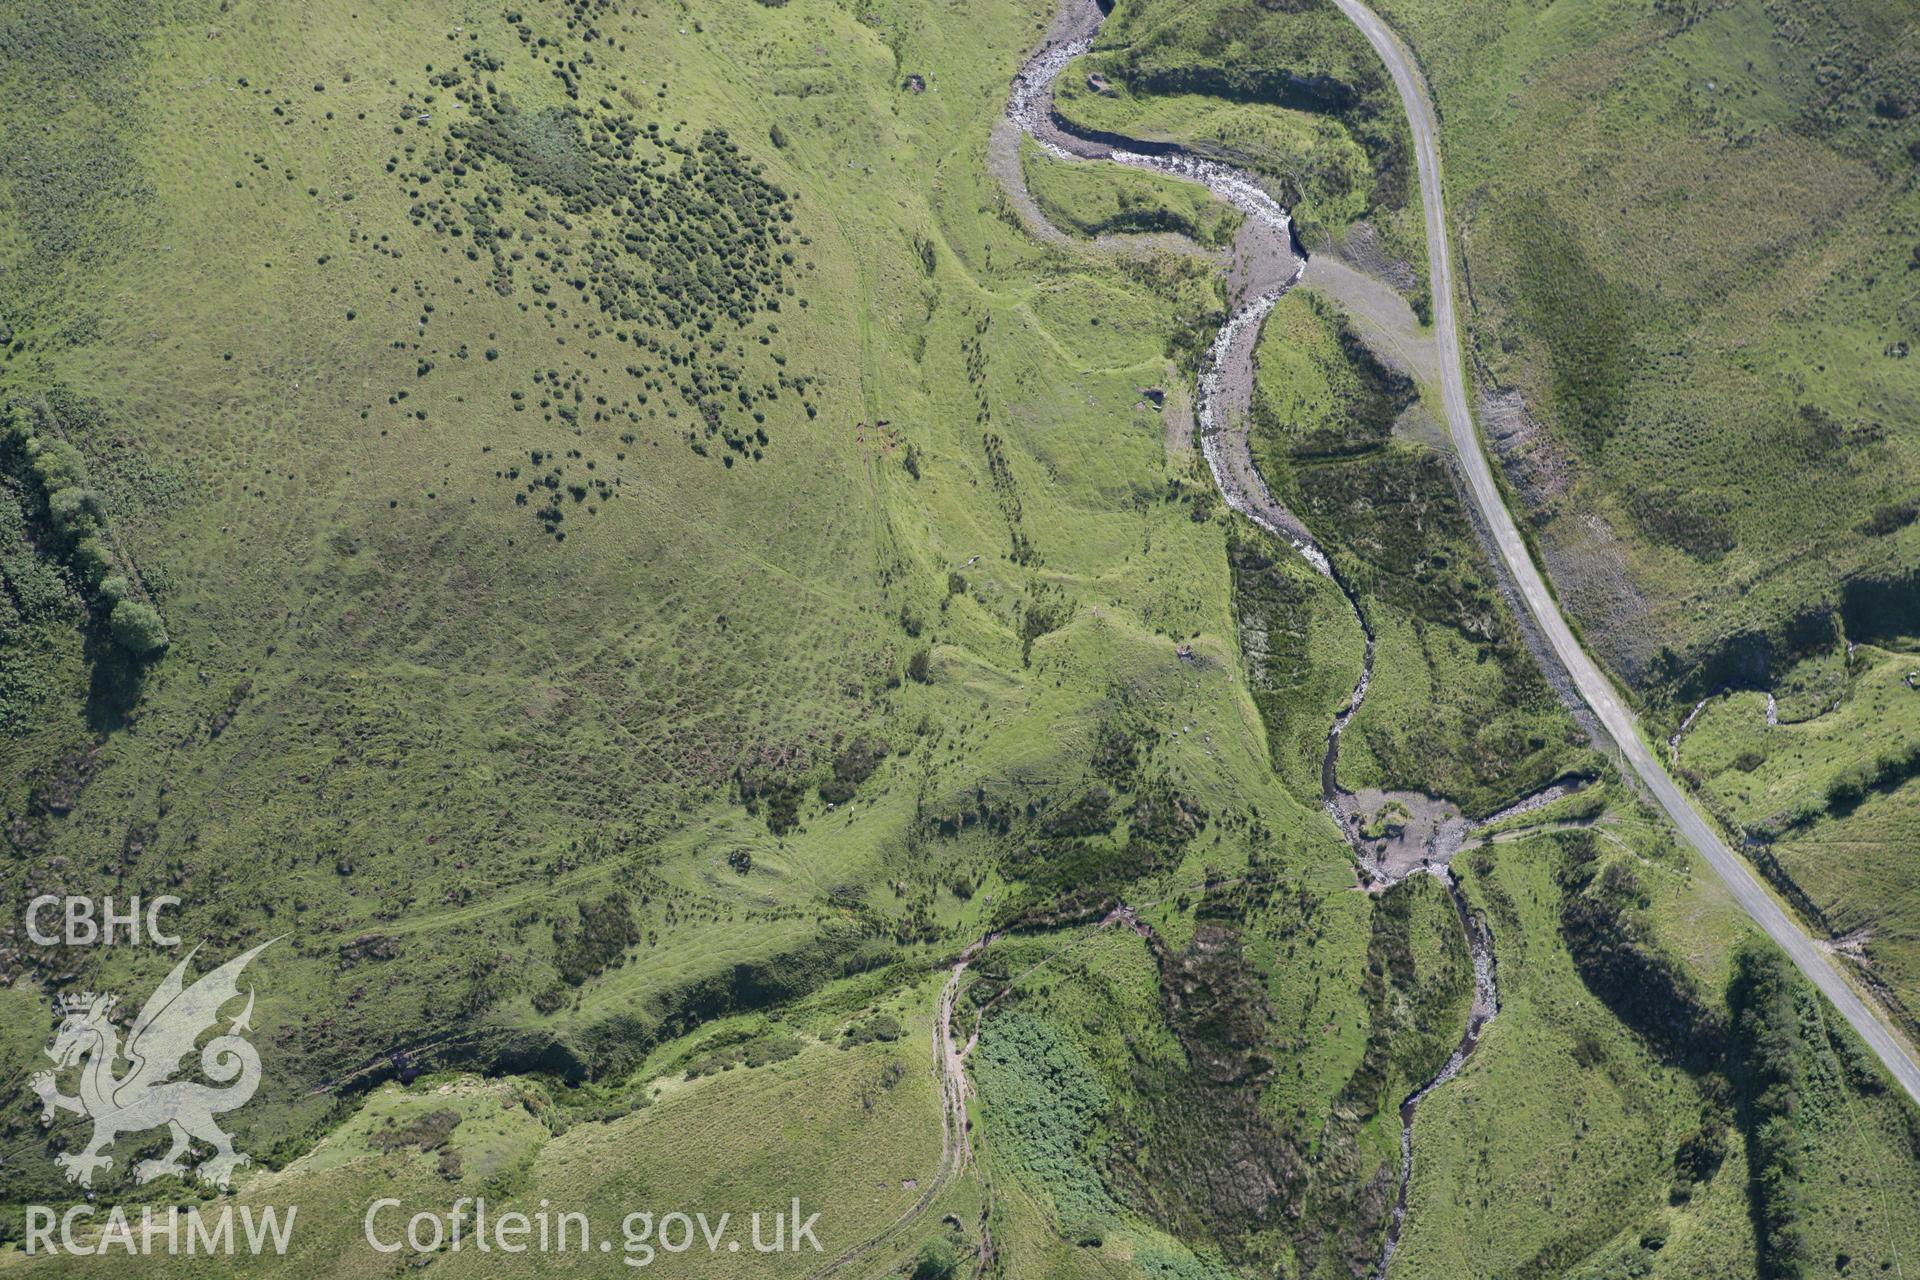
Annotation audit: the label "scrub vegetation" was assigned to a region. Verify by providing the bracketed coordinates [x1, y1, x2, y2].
[1245, 290, 1595, 818]
[1, 0, 1914, 1274]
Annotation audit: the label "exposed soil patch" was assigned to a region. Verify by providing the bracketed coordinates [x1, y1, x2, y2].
[1325, 218, 1416, 294]
[1479, 388, 1570, 511]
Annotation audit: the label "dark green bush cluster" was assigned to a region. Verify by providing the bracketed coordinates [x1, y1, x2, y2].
[681, 1033, 801, 1079]
[819, 736, 890, 805]
[1823, 738, 1920, 815]
[980, 431, 1035, 565]
[1089, 720, 1143, 783]
[368, 1108, 462, 1154]
[1038, 785, 1115, 838]
[4, 414, 167, 660]
[911, 1238, 958, 1280]
[1627, 486, 1735, 561]
[1857, 498, 1918, 536]
[552, 889, 639, 986]
[906, 647, 933, 684]
[394, 41, 813, 475]
[1018, 585, 1069, 666]
[1668, 1120, 1727, 1204]
[841, 1014, 902, 1047]
[1727, 947, 1813, 1279]
[735, 762, 805, 835]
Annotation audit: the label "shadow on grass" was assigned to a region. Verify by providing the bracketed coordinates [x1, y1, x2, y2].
[83, 626, 149, 732]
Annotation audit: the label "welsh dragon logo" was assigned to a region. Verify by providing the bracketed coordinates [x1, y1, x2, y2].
[31, 940, 274, 1188]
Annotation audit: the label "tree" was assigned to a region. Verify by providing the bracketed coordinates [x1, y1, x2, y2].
[70, 535, 114, 586]
[109, 600, 169, 658]
[47, 486, 103, 538]
[906, 647, 932, 685]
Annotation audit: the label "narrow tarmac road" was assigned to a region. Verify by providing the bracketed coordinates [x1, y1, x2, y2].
[1326, 0, 1920, 1105]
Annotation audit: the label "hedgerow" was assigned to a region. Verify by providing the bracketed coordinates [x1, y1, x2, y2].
[1, 402, 167, 662]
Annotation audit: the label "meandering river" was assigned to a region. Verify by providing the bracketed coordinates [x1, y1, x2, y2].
[1001, 5, 1498, 1272]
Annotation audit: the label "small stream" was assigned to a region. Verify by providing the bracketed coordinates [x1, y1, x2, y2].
[1003, 5, 1497, 1273]
[1372, 868, 1498, 1278]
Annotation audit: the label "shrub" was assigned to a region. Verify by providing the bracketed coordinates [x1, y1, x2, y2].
[7, 417, 168, 665]
[108, 600, 169, 657]
[842, 1014, 902, 1046]
[553, 890, 639, 985]
[820, 737, 889, 805]
[766, 787, 801, 835]
[906, 647, 932, 684]
[1627, 487, 1735, 561]
[1825, 770, 1867, 813]
[26, 437, 89, 490]
[1857, 499, 1918, 536]
[1670, 1121, 1726, 1202]
[1040, 786, 1114, 838]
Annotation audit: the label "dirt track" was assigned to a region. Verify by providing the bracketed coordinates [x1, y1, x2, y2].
[806, 939, 986, 1278]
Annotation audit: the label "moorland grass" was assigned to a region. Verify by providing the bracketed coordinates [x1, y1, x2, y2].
[1357, 0, 1920, 706]
[0, 0, 1354, 1226]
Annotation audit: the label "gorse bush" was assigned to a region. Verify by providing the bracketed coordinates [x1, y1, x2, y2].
[553, 889, 640, 986]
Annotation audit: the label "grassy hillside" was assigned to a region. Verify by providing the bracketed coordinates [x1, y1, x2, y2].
[12, 969, 968, 1278]
[966, 868, 1471, 1278]
[1364, 0, 1920, 707]
[1051, 0, 1428, 304]
[3, 0, 1915, 1274]
[1673, 642, 1920, 1041]
[1021, 138, 1244, 249]
[1396, 825, 1920, 1280]
[0, 0, 1348, 1219]
[1052, 63, 1376, 254]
